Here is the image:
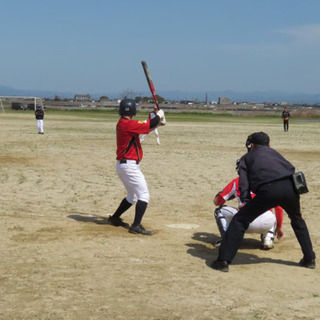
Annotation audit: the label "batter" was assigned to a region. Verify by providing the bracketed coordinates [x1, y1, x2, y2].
[107, 99, 166, 235]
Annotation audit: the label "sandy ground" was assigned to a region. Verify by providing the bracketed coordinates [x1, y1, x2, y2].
[0, 112, 319, 320]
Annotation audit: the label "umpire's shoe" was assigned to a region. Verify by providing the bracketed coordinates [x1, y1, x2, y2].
[210, 259, 229, 272]
[106, 215, 130, 228]
[129, 224, 152, 235]
[214, 239, 222, 247]
[299, 258, 316, 269]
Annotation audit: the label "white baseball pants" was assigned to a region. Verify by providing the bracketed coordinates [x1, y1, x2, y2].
[216, 206, 276, 239]
[116, 160, 150, 204]
[37, 119, 44, 133]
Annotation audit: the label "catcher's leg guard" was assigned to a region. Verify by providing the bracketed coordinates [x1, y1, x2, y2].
[214, 206, 228, 237]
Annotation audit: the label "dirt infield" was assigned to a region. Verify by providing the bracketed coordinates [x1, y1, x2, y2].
[0, 112, 319, 320]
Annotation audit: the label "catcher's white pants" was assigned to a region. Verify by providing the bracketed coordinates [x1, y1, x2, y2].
[37, 119, 44, 133]
[216, 206, 275, 240]
[116, 160, 150, 204]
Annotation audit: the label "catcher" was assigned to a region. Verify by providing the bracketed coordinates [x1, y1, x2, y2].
[214, 175, 284, 249]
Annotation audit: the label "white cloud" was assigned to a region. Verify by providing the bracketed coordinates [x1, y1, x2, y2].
[277, 24, 320, 44]
[216, 24, 320, 57]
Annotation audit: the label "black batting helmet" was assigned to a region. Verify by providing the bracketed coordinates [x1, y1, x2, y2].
[245, 132, 270, 152]
[119, 99, 137, 116]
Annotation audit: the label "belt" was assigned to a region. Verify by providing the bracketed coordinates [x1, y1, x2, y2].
[120, 159, 139, 164]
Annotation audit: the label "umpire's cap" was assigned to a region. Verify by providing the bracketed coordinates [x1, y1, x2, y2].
[246, 132, 270, 151]
[119, 99, 137, 116]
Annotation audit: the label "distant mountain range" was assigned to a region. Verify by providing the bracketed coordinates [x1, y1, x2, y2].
[157, 90, 320, 104]
[1, 85, 320, 104]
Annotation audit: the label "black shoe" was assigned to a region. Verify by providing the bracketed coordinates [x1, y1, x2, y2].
[210, 259, 229, 272]
[129, 224, 152, 235]
[214, 239, 222, 247]
[299, 258, 316, 269]
[106, 215, 129, 228]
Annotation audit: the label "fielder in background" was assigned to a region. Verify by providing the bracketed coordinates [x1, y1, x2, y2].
[211, 132, 316, 272]
[214, 170, 284, 250]
[35, 104, 44, 134]
[107, 99, 166, 235]
[140, 106, 161, 145]
[281, 107, 291, 132]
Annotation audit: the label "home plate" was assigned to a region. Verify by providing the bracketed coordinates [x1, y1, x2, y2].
[166, 224, 200, 230]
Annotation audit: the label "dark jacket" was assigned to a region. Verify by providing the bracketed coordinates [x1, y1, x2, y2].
[282, 110, 290, 120]
[238, 145, 295, 202]
[35, 109, 44, 120]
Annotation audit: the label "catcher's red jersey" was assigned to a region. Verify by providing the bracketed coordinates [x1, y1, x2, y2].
[216, 177, 283, 228]
[116, 118, 150, 161]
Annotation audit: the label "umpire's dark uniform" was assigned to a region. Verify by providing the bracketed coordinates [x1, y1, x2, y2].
[212, 132, 315, 271]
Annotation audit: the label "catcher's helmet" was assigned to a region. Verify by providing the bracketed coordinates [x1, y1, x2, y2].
[119, 99, 137, 116]
[245, 132, 270, 152]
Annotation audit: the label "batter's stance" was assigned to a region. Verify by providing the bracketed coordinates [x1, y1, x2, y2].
[107, 99, 166, 235]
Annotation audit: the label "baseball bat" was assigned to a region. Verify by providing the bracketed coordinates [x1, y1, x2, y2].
[141, 60, 160, 109]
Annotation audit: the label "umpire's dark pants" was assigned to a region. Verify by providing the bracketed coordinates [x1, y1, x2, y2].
[217, 178, 316, 263]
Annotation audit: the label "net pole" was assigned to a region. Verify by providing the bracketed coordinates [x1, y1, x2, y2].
[0, 99, 4, 113]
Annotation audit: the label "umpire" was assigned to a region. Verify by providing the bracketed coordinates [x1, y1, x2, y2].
[211, 132, 316, 272]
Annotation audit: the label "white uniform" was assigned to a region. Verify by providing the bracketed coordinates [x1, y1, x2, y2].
[216, 206, 276, 239]
[37, 119, 44, 134]
[116, 160, 150, 203]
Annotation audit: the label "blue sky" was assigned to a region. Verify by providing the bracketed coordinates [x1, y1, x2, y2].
[2, 0, 320, 97]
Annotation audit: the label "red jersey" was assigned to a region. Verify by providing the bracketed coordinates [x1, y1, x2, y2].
[215, 177, 283, 228]
[215, 178, 242, 206]
[116, 118, 150, 161]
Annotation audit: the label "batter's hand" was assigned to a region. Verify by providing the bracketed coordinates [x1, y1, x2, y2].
[157, 109, 165, 120]
[160, 115, 166, 126]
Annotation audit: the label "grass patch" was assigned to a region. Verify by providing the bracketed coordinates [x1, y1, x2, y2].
[3, 108, 320, 123]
